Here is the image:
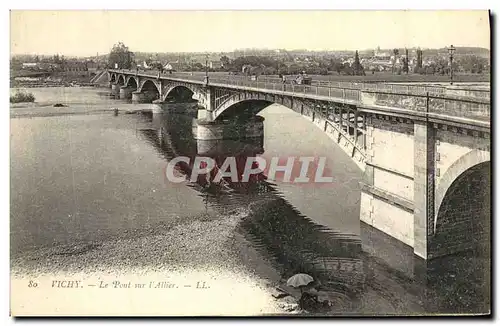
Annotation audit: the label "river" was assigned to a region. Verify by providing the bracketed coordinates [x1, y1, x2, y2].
[10, 87, 490, 316]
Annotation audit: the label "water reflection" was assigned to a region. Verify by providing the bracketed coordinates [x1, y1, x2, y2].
[138, 110, 489, 315]
[140, 112, 366, 312]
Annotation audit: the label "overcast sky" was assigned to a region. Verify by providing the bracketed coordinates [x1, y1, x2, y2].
[10, 10, 490, 56]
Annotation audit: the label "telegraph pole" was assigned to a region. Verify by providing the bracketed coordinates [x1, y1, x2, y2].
[204, 53, 209, 85]
[448, 45, 456, 85]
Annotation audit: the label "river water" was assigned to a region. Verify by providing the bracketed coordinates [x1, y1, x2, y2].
[10, 87, 490, 316]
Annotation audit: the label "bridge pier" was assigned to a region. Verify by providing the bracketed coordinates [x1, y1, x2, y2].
[151, 100, 198, 115]
[196, 137, 264, 157]
[360, 115, 421, 276]
[197, 107, 215, 121]
[119, 86, 135, 100]
[111, 84, 121, 96]
[132, 91, 159, 104]
[151, 100, 166, 114]
[413, 121, 436, 260]
[132, 91, 147, 104]
[193, 116, 264, 141]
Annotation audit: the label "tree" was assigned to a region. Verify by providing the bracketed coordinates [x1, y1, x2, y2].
[193, 63, 204, 71]
[150, 62, 163, 71]
[458, 55, 488, 74]
[53, 54, 61, 64]
[392, 49, 399, 74]
[353, 51, 364, 76]
[416, 48, 423, 70]
[333, 61, 344, 75]
[108, 42, 134, 69]
[220, 55, 231, 69]
[403, 48, 409, 74]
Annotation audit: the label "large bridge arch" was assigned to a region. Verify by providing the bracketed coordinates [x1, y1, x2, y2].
[215, 98, 275, 120]
[163, 85, 196, 102]
[125, 76, 138, 89]
[137, 79, 161, 94]
[109, 73, 116, 83]
[434, 149, 490, 232]
[211, 96, 366, 170]
[136, 79, 161, 103]
[431, 150, 490, 258]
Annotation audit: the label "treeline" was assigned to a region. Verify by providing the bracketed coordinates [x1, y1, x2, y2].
[10, 90, 35, 103]
[413, 55, 489, 75]
[218, 53, 365, 76]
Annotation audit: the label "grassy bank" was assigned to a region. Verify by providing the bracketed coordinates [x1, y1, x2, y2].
[10, 90, 35, 103]
[10, 70, 97, 88]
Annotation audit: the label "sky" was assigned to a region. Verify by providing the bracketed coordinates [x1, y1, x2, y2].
[10, 10, 491, 57]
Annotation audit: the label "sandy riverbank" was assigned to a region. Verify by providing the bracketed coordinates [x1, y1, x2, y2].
[10, 101, 153, 119]
[11, 208, 297, 316]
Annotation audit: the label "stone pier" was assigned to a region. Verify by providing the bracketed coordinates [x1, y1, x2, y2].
[132, 91, 146, 104]
[150, 100, 199, 115]
[193, 116, 265, 141]
[111, 84, 121, 96]
[196, 137, 264, 157]
[119, 87, 134, 100]
[132, 91, 159, 104]
[151, 100, 165, 114]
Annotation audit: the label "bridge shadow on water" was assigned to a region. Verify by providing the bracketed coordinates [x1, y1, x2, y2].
[135, 110, 489, 315]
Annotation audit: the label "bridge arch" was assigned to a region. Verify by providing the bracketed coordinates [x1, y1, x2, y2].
[138, 79, 161, 94]
[109, 73, 116, 83]
[116, 74, 126, 85]
[215, 99, 275, 120]
[211, 96, 366, 170]
[434, 149, 490, 232]
[125, 76, 138, 89]
[431, 150, 490, 258]
[136, 79, 161, 103]
[163, 85, 196, 102]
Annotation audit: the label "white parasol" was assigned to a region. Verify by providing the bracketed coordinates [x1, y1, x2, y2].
[286, 273, 314, 293]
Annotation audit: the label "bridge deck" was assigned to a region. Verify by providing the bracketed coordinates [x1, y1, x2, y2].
[109, 69, 490, 127]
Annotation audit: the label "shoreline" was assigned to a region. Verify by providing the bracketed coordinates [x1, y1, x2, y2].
[10, 209, 293, 316]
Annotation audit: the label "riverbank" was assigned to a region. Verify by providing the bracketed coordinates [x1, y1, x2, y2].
[10, 101, 152, 119]
[11, 208, 293, 316]
[9, 86, 152, 118]
[10, 71, 98, 88]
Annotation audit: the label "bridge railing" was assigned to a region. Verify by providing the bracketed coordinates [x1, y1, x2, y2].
[161, 72, 490, 100]
[110, 70, 490, 121]
[360, 90, 491, 121]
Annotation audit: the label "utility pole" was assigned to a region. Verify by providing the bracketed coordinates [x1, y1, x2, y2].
[448, 45, 456, 85]
[204, 53, 209, 85]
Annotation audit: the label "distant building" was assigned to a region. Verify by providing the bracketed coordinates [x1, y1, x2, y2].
[164, 62, 178, 71]
[22, 62, 39, 70]
[209, 60, 222, 69]
[374, 48, 391, 60]
[86, 61, 99, 72]
[63, 61, 88, 72]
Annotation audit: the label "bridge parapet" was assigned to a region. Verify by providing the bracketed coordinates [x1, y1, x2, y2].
[109, 69, 490, 122]
[360, 90, 490, 121]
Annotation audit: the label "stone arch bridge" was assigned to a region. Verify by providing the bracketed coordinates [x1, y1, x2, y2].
[107, 69, 490, 264]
